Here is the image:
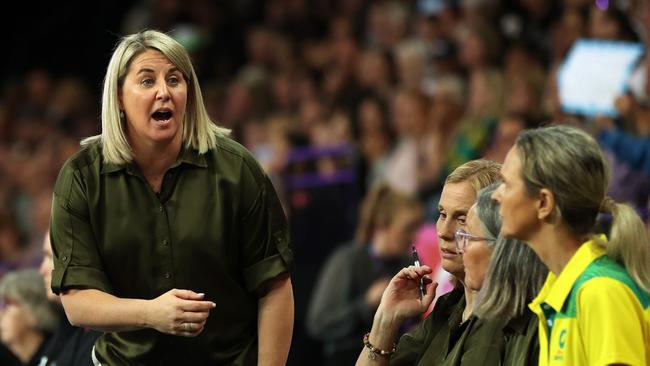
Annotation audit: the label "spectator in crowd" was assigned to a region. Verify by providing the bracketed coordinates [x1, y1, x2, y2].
[357, 95, 395, 190]
[492, 125, 650, 365]
[307, 183, 422, 366]
[38, 231, 99, 366]
[0, 213, 26, 277]
[0, 269, 58, 366]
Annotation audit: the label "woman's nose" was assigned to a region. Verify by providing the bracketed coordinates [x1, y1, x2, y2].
[156, 81, 170, 100]
[437, 220, 455, 241]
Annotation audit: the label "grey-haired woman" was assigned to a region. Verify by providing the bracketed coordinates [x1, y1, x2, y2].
[0, 269, 58, 365]
[463, 183, 547, 365]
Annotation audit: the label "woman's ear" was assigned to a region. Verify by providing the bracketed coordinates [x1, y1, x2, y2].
[537, 188, 556, 221]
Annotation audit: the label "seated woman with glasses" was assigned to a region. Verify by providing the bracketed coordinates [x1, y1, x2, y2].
[457, 183, 547, 366]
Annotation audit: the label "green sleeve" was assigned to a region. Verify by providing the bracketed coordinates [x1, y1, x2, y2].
[239, 159, 294, 293]
[50, 161, 112, 295]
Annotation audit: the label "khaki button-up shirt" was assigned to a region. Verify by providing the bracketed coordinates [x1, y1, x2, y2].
[50, 137, 293, 365]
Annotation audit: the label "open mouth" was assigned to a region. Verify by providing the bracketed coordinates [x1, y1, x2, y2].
[151, 110, 173, 121]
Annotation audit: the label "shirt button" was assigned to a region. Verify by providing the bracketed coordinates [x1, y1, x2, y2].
[62, 256, 68, 261]
[164, 272, 171, 279]
[162, 239, 169, 246]
[159, 205, 164, 212]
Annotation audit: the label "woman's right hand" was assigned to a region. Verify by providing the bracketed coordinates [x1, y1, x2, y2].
[357, 266, 437, 365]
[145, 289, 216, 337]
[376, 265, 437, 323]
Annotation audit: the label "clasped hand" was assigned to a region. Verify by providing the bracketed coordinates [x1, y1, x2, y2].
[146, 289, 216, 337]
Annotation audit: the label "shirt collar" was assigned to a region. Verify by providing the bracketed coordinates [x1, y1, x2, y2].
[175, 145, 208, 168]
[529, 235, 606, 313]
[101, 145, 207, 174]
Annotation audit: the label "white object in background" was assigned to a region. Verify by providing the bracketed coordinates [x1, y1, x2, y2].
[558, 39, 644, 117]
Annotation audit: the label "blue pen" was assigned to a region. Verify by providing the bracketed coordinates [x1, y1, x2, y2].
[411, 246, 426, 300]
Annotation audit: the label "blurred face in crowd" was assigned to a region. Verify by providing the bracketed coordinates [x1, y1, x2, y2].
[0, 297, 37, 346]
[437, 182, 476, 279]
[459, 205, 494, 291]
[374, 206, 423, 258]
[357, 50, 390, 88]
[38, 233, 58, 303]
[492, 147, 541, 242]
[0, 223, 19, 260]
[392, 92, 426, 137]
[120, 49, 187, 150]
[467, 71, 491, 115]
[460, 33, 486, 69]
[507, 77, 536, 115]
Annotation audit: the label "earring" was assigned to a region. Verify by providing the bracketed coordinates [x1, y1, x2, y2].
[119, 110, 125, 119]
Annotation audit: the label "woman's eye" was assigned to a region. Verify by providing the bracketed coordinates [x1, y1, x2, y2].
[457, 217, 466, 225]
[168, 77, 179, 85]
[438, 213, 447, 221]
[142, 78, 154, 86]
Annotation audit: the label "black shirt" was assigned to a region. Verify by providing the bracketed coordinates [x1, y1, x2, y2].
[38, 312, 100, 366]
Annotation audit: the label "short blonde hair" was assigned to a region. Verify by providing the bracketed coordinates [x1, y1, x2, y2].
[82, 30, 230, 164]
[445, 159, 502, 195]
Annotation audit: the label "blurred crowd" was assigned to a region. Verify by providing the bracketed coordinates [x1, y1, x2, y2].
[1, 0, 649, 364]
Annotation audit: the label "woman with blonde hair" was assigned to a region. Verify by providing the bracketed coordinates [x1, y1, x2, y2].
[492, 124, 650, 365]
[49, 30, 294, 365]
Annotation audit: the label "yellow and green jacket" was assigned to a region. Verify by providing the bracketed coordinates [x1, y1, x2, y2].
[530, 237, 650, 366]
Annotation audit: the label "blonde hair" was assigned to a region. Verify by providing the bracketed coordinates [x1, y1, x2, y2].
[445, 159, 502, 195]
[516, 125, 650, 292]
[82, 30, 230, 164]
[355, 183, 422, 244]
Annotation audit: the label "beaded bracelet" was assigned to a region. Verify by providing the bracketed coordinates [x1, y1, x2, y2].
[363, 332, 396, 360]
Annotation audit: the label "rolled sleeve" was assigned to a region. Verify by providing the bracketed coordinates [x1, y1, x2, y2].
[240, 173, 293, 293]
[50, 164, 112, 295]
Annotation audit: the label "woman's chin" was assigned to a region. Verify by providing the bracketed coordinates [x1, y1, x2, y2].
[441, 259, 464, 279]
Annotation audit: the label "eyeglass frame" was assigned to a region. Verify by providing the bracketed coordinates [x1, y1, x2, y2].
[454, 229, 494, 253]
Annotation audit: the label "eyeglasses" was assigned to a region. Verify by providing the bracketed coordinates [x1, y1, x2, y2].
[454, 229, 493, 253]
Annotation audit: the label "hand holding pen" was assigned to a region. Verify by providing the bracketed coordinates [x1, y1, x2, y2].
[411, 246, 426, 300]
[375, 254, 437, 322]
